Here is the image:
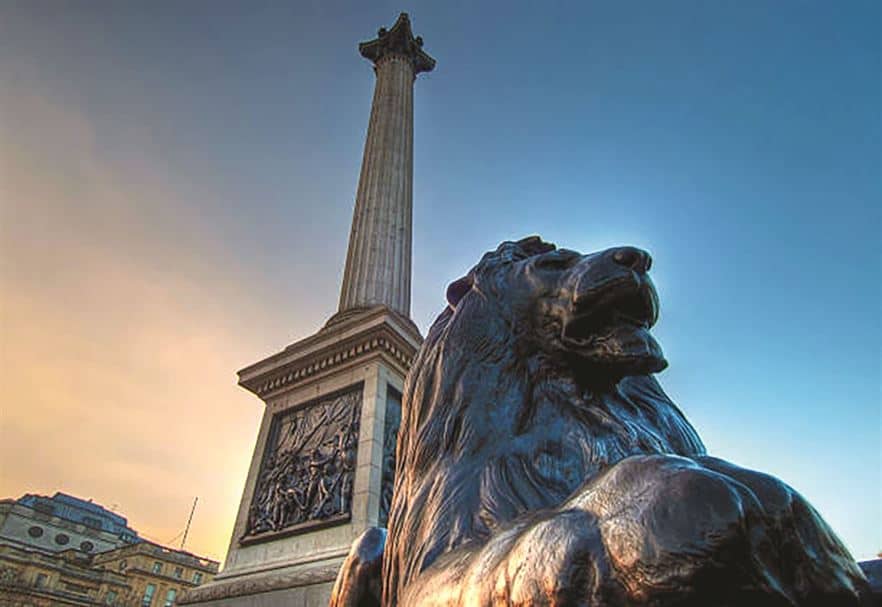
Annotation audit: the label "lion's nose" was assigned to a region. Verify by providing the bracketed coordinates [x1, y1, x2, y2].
[609, 247, 652, 273]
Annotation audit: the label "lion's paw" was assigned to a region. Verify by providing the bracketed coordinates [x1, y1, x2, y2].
[329, 527, 385, 607]
[436, 509, 617, 607]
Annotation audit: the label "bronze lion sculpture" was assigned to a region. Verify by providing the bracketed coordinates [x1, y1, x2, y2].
[331, 237, 872, 606]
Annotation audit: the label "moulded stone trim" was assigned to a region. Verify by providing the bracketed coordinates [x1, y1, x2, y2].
[244, 326, 417, 398]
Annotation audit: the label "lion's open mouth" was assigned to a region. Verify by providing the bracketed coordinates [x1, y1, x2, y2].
[562, 282, 658, 345]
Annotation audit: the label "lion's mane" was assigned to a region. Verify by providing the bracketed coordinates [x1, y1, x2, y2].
[382, 240, 706, 605]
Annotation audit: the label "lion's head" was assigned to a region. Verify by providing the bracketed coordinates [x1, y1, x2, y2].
[445, 236, 666, 383]
[383, 237, 706, 605]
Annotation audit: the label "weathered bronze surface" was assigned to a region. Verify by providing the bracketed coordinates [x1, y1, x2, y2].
[244, 386, 361, 541]
[331, 237, 874, 606]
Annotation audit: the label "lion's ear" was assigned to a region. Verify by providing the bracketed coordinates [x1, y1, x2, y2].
[446, 276, 472, 308]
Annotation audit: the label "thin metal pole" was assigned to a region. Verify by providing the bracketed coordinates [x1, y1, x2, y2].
[181, 497, 198, 551]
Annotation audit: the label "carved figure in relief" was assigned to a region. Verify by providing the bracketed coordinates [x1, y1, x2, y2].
[331, 237, 873, 606]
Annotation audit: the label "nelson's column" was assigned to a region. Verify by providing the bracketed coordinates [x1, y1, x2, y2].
[179, 14, 434, 607]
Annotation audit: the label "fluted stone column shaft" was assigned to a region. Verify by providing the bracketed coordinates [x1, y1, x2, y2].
[339, 55, 415, 317]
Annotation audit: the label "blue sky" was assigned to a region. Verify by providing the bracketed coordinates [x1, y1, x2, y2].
[1, 1, 879, 560]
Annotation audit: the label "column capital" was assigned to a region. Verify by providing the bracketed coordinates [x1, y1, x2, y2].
[359, 13, 435, 75]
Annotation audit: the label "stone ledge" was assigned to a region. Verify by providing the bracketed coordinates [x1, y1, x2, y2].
[177, 561, 342, 605]
[238, 514, 351, 548]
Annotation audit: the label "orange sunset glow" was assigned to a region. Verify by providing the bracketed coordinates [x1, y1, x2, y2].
[0, 90, 280, 561]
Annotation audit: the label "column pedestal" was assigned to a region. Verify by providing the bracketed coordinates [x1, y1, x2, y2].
[178, 308, 420, 606]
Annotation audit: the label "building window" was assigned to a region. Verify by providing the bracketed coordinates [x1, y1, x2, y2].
[164, 588, 177, 606]
[192, 572, 202, 584]
[34, 573, 48, 588]
[105, 590, 118, 605]
[142, 583, 156, 606]
[80, 540, 94, 552]
[55, 533, 70, 545]
[152, 561, 162, 574]
[27, 526, 44, 538]
[173, 566, 182, 579]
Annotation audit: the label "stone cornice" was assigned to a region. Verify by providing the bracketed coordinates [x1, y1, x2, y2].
[238, 307, 422, 399]
[359, 13, 435, 75]
[177, 561, 341, 604]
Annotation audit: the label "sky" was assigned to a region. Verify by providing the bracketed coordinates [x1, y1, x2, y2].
[0, 1, 879, 564]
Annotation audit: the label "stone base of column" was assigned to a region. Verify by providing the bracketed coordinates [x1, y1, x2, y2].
[176, 556, 339, 606]
[179, 307, 421, 607]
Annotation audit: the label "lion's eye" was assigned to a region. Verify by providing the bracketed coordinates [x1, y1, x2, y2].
[534, 255, 572, 270]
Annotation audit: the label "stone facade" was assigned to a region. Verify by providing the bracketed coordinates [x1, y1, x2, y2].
[0, 543, 128, 606]
[0, 495, 138, 557]
[0, 494, 218, 606]
[0, 535, 217, 607]
[92, 541, 218, 606]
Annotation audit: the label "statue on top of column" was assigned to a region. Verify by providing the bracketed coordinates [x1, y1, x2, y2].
[359, 13, 435, 74]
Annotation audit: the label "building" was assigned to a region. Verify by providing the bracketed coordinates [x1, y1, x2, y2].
[0, 494, 139, 556]
[92, 541, 218, 607]
[0, 494, 218, 606]
[179, 12, 434, 607]
[17, 494, 138, 546]
[0, 540, 217, 607]
[0, 542, 129, 606]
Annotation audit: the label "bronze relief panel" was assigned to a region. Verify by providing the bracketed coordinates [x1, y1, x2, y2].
[243, 385, 362, 542]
